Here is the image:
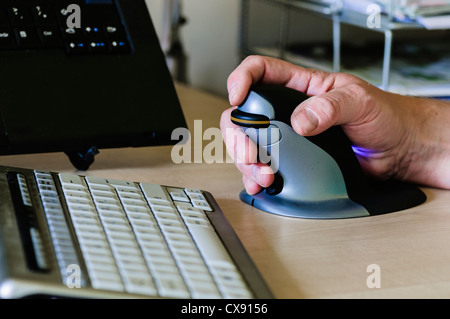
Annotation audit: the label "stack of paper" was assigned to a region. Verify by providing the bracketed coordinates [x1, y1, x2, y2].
[339, 0, 450, 28]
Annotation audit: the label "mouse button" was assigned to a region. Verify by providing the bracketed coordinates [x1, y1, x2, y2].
[241, 124, 281, 147]
[255, 124, 282, 146]
[239, 91, 275, 120]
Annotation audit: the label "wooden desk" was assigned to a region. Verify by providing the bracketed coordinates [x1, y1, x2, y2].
[1, 84, 450, 299]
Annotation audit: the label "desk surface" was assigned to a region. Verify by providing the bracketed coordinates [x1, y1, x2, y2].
[1, 84, 450, 298]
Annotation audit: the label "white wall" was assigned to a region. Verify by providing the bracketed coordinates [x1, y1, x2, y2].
[146, 0, 241, 97]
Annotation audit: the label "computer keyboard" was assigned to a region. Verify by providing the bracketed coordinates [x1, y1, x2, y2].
[0, 165, 272, 299]
[0, 0, 131, 54]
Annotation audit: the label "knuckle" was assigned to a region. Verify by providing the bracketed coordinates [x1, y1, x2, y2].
[243, 54, 262, 63]
[346, 82, 368, 96]
[314, 95, 341, 123]
[241, 55, 266, 69]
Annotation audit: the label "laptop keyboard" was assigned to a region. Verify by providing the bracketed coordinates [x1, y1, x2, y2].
[0, 0, 131, 54]
[8, 169, 255, 298]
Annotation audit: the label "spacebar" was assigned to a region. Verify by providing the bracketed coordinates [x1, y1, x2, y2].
[186, 224, 234, 267]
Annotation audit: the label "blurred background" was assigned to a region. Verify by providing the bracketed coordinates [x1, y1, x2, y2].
[146, 0, 450, 99]
[146, 0, 241, 98]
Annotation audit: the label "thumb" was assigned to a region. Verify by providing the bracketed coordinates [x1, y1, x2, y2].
[290, 87, 361, 136]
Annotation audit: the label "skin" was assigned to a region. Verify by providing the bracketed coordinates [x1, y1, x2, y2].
[220, 55, 450, 195]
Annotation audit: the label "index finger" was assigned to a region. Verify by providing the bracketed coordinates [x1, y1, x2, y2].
[226, 55, 349, 106]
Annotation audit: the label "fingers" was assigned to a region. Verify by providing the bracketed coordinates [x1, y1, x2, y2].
[227, 55, 356, 107]
[236, 161, 275, 188]
[220, 108, 258, 164]
[291, 83, 374, 136]
[243, 175, 262, 195]
[220, 107, 275, 193]
[240, 164, 275, 195]
[227, 56, 300, 106]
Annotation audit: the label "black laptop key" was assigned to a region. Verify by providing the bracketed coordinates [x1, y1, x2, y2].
[0, 28, 16, 49]
[65, 39, 89, 54]
[84, 26, 108, 53]
[15, 27, 41, 49]
[63, 26, 84, 40]
[38, 26, 62, 48]
[8, 6, 34, 26]
[32, 5, 58, 26]
[62, 26, 87, 54]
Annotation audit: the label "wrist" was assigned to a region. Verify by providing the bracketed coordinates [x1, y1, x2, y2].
[401, 97, 450, 189]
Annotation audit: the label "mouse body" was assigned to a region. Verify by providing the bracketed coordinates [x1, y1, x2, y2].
[231, 85, 427, 219]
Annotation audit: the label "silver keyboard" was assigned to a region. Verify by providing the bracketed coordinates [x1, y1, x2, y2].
[0, 166, 273, 299]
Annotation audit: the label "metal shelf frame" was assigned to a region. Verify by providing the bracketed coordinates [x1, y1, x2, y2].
[239, 0, 426, 90]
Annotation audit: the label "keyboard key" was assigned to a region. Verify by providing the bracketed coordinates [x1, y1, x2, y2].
[140, 183, 172, 203]
[84, 26, 103, 37]
[30, 227, 49, 270]
[0, 28, 16, 49]
[15, 28, 40, 48]
[155, 276, 190, 298]
[84, 25, 108, 53]
[32, 5, 58, 26]
[17, 174, 32, 207]
[186, 224, 234, 267]
[91, 276, 124, 292]
[123, 274, 157, 296]
[105, 25, 120, 36]
[169, 189, 190, 202]
[59, 173, 87, 187]
[88, 40, 108, 53]
[185, 188, 203, 195]
[38, 27, 62, 48]
[8, 6, 33, 26]
[108, 38, 130, 54]
[191, 199, 212, 211]
[89, 176, 136, 188]
[65, 40, 88, 54]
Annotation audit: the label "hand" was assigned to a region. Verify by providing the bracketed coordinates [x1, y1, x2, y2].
[220, 55, 450, 194]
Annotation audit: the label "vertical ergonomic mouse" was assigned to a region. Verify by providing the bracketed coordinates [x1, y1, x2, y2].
[230, 84, 427, 219]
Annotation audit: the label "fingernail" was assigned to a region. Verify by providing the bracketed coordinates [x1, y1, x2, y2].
[243, 175, 257, 195]
[296, 108, 319, 133]
[252, 165, 260, 183]
[229, 83, 238, 104]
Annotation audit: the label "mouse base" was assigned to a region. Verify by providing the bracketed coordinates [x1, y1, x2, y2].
[240, 190, 370, 219]
[239, 179, 427, 219]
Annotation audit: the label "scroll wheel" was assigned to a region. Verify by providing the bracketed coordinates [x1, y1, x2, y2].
[230, 109, 270, 128]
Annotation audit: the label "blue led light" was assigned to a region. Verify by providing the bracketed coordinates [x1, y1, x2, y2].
[351, 145, 378, 158]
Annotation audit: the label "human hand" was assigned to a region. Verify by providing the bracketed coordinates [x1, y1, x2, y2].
[220, 55, 450, 193]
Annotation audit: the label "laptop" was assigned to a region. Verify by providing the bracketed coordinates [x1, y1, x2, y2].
[0, 0, 187, 170]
